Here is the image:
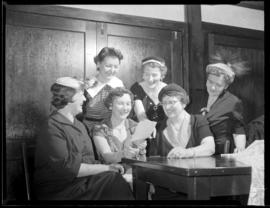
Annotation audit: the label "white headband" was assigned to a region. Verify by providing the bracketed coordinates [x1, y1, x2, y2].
[142, 59, 165, 67]
[206, 63, 235, 79]
[55, 77, 82, 90]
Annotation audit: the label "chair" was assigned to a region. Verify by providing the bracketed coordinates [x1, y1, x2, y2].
[21, 142, 36, 201]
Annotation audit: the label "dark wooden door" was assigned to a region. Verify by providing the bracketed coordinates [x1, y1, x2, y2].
[208, 34, 264, 123]
[6, 10, 97, 140]
[95, 22, 186, 89]
[5, 9, 96, 199]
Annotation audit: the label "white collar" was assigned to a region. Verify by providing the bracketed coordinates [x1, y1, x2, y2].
[86, 76, 124, 97]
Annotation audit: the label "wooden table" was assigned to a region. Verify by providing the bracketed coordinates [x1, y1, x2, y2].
[122, 156, 251, 203]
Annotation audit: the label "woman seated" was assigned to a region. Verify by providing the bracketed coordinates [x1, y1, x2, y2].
[198, 49, 249, 154]
[92, 87, 147, 164]
[149, 83, 215, 200]
[34, 77, 134, 200]
[150, 83, 215, 158]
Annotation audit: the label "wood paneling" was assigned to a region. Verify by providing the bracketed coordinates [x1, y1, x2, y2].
[5, 6, 188, 200]
[215, 45, 264, 122]
[6, 24, 85, 139]
[99, 23, 186, 89]
[202, 22, 264, 40]
[185, 5, 205, 90]
[207, 34, 264, 123]
[5, 9, 97, 200]
[6, 5, 185, 31]
[187, 27, 264, 124]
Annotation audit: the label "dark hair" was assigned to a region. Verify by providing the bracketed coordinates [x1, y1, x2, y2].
[158, 83, 189, 105]
[50, 84, 77, 109]
[141, 56, 167, 79]
[104, 87, 134, 109]
[94, 47, 123, 65]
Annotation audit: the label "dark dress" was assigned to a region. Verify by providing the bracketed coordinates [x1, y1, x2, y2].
[34, 111, 134, 200]
[149, 114, 213, 157]
[130, 82, 166, 156]
[149, 114, 213, 200]
[192, 90, 246, 154]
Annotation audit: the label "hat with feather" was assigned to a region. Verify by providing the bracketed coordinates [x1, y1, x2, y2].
[206, 49, 250, 84]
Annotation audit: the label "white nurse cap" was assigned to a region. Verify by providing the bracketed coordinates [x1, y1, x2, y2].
[55, 77, 83, 90]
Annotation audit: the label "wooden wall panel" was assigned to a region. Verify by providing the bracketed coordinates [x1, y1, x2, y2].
[187, 29, 264, 125]
[6, 25, 85, 140]
[108, 35, 171, 89]
[214, 45, 264, 122]
[100, 23, 185, 89]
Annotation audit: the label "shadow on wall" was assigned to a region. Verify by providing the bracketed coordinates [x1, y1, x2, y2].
[228, 72, 264, 123]
[6, 100, 48, 139]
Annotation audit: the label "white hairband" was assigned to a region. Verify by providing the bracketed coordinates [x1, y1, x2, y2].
[142, 59, 165, 67]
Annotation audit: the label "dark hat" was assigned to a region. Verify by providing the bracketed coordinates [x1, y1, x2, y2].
[158, 83, 189, 104]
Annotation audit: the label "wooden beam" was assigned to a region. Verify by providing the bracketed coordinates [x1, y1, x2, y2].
[185, 5, 205, 90]
[5, 4, 186, 32]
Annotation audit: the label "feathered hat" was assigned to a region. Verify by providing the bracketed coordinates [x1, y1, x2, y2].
[206, 48, 250, 84]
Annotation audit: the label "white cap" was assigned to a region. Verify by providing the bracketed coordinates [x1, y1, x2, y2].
[55, 77, 83, 90]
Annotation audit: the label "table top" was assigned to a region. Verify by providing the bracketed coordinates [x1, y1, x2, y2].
[122, 155, 251, 176]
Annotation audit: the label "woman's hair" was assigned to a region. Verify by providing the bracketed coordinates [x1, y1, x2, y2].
[141, 56, 168, 79]
[50, 84, 77, 109]
[94, 47, 124, 65]
[158, 83, 189, 105]
[206, 48, 250, 85]
[104, 87, 134, 109]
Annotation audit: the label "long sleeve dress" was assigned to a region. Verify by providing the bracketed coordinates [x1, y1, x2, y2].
[199, 90, 246, 154]
[149, 114, 213, 157]
[34, 111, 133, 200]
[148, 114, 213, 200]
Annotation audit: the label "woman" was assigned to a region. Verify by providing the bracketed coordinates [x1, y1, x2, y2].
[199, 50, 249, 154]
[92, 87, 147, 164]
[82, 47, 125, 136]
[130, 56, 167, 156]
[149, 83, 215, 200]
[34, 77, 134, 200]
[150, 83, 215, 158]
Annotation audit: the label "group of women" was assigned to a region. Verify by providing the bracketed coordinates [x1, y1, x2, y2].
[34, 47, 249, 200]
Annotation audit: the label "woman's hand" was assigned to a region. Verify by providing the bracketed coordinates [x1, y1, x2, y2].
[123, 144, 140, 159]
[109, 163, 125, 174]
[150, 128, 157, 139]
[133, 140, 147, 150]
[233, 147, 245, 153]
[167, 147, 194, 159]
[200, 107, 209, 116]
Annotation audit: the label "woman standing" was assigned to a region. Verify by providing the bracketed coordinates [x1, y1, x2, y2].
[82, 47, 125, 136]
[130, 56, 167, 156]
[199, 50, 249, 154]
[34, 77, 134, 200]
